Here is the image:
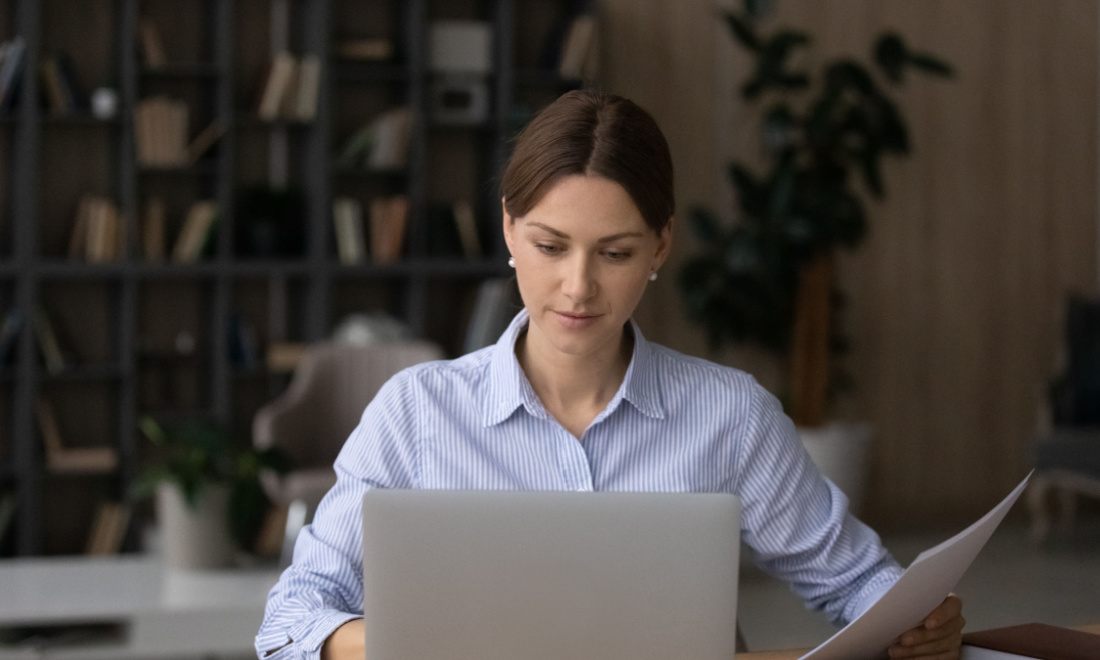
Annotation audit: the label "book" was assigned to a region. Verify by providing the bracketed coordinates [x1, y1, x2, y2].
[336, 38, 393, 61]
[333, 196, 366, 265]
[142, 196, 166, 261]
[558, 14, 597, 80]
[367, 107, 413, 170]
[86, 197, 121, 263]
[86, 501, 131, 555]
[40, 55, 69, 115]
[257, 52, 297, 121]
[266, 342, 307, 372]
[369, 195, 409, 263]
[185, 119, 224, 164]
[961, 623, 1100, 660]
[0, 37, 25, 112]
[0, 307, 24, 366]
[463, 277, 518, 354]
[138, 17, 168, 68]
[452, 200, 482, 259]
[171, 201, 218, 263]
[293, 54, 321, 122]
[36, 398, 119, 474]
[31, 304, 71, 374]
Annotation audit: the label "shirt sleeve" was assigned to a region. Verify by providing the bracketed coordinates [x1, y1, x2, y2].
[255, 370, 421, 660]
[733, 380, 903, 626]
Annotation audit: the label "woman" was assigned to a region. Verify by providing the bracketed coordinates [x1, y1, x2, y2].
[256, 90, 964, 660]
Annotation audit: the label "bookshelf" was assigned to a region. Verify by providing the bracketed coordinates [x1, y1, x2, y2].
[0, 0, 591, 556]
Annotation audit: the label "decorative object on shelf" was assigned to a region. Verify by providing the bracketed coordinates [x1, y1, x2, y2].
[428, 20, 493, 75]
[131, 416, 290, 567]
[235, 186, 306, 259]
[332, 313, 413, 347]
[90, 87, 119, 120]
[677, 1, 951, 507]
[430, 76, 489, 126]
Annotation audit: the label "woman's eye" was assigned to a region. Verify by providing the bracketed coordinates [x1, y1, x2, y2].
[604, 250, 631, 262]
[535, 243, 561, 255]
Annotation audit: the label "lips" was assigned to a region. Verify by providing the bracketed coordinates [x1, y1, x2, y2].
[554, 311, 602, 329]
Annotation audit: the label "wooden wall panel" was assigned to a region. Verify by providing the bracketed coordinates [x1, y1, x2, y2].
[603, 0, 1098, 526]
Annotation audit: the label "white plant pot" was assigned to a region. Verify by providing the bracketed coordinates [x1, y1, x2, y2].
[157, 482, 236, 569]
[798, 421, 873, 515]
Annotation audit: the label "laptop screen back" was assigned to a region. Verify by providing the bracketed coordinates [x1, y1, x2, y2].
[361, 489, 741, 660]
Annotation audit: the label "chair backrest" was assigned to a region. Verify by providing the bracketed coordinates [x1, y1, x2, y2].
[255, 340, 444, 468]
[1052, 297, 1100, 425]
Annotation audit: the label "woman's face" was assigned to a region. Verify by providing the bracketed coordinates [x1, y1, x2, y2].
[503, 175, 672, 362]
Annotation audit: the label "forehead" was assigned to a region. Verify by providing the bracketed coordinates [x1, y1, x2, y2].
[520, 175, 647, 234]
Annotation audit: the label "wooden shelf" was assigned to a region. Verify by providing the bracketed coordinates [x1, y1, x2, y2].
[139, 63, 221, 79]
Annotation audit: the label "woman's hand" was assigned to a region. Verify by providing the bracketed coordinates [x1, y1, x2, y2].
[321, 619, 365, 660]
[888, 595, 965, 659]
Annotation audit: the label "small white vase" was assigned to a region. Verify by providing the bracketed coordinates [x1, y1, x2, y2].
[157, 482, 236, 569]
[798, 421, 873, 515]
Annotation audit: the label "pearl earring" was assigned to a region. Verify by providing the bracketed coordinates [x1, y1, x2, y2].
[649, 271, 658, 281]
[508, 257, 515, 268]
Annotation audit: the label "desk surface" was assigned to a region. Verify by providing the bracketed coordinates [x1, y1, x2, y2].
[0, 555, 281, 659]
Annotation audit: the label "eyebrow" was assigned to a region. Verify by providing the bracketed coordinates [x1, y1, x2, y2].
[526, 221, 645, 243]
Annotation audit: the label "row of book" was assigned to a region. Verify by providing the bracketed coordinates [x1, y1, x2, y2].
[65, 196, 219, 264]
[333, 195, 410, 265]
[135, 98, 223, 168]
[257, 52, 322, 122]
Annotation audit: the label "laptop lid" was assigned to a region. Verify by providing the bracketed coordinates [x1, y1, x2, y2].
[361, 489, 741, 660]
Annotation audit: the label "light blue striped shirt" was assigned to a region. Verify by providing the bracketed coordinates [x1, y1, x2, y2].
[256, 310, 902, 659]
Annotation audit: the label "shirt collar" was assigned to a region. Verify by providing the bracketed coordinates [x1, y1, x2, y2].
[480, 309, 665, 427]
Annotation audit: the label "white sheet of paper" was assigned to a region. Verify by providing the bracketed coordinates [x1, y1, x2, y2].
[798, 472, 1033, 660]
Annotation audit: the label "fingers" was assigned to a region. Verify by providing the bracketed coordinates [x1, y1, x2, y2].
[924, 594, 963, 629]
[887, 625, 964, 659]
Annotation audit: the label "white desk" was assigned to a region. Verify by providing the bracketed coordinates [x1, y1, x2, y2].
[0, 555, 281, 659]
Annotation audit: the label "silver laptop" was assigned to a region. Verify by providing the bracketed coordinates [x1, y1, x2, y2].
[361, 489, 741, 660]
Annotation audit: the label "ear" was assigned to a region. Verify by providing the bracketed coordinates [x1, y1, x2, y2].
[502, 197, 516, 254]
[652, 216, 674, 271]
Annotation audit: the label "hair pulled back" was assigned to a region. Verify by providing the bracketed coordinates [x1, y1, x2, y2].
[500, 89, 674, 233]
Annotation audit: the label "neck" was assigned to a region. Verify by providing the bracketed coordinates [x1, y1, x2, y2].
[516, 321, 634, 414]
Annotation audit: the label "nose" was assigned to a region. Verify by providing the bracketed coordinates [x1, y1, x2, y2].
[561, 252, 597, 303]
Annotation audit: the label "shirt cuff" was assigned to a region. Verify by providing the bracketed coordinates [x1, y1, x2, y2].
[849, 564, 905, 621]
[283, 611, 363, 660]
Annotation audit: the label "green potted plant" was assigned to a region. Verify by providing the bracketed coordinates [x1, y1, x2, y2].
[132, 416, 289, 568]
[679, 1, 952, 506]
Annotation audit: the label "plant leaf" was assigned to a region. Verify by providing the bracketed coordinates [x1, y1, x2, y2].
[690, 207, 725, 243]
[909, 52, 954, 77]
[724, 12, 761, 52]
[874, 33, 907, 83]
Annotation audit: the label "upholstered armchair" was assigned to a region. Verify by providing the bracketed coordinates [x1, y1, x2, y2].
[253, 340, 444, 563]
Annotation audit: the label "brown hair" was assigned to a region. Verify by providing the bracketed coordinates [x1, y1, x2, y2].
[500, 89, 674, 233]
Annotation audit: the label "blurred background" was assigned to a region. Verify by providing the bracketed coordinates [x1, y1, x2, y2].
[0, 0, 1098, 657]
